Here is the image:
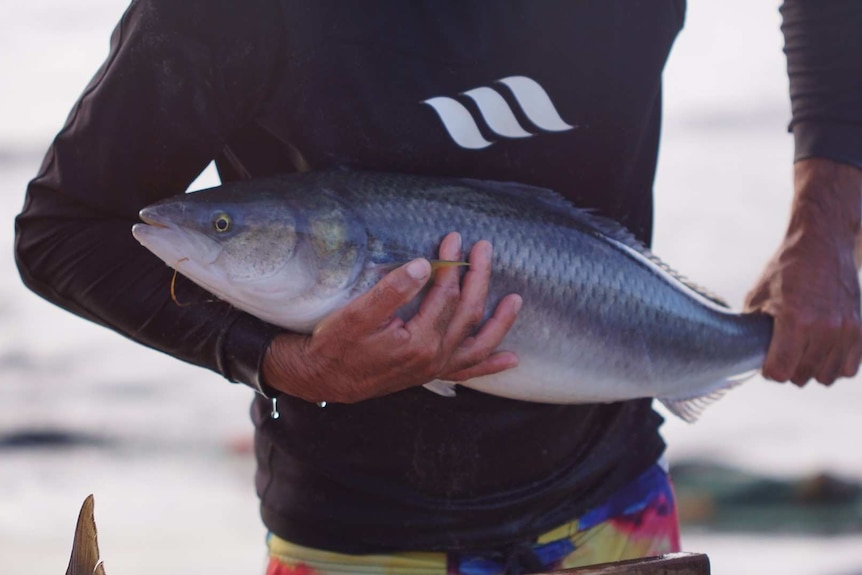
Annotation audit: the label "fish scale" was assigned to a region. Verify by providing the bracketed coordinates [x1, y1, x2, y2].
[132, 170, 773, 422]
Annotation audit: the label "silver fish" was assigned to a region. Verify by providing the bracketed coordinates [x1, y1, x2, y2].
[132, 171, 773, 421]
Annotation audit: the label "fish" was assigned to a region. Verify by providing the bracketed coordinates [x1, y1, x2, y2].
[132, 171, 773, 422]
[66, 495, 106, 575]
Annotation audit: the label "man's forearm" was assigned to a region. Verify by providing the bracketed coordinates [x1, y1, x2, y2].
[787, 158, 861, 254]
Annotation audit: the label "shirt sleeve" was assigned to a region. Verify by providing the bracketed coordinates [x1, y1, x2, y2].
[14, 0, 285, 394]
[781, 0, 862, 169]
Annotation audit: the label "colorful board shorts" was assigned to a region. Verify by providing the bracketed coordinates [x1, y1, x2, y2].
[266, 462, 680, 575]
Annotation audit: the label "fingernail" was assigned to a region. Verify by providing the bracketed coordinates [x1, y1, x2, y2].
[445, 232, 462, 260]
[406, 259, 430, 280]
[513, 295, 523, 314]
[501, 351, 519, 369]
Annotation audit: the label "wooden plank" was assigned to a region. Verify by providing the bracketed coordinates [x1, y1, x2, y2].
[532, 552, 710, 574]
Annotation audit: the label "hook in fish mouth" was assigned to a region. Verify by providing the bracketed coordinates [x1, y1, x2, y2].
[171, 257, 191, 307]
[169, 257, 217, 307]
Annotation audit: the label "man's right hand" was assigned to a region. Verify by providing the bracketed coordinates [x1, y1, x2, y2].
[261, 232, 522, 404]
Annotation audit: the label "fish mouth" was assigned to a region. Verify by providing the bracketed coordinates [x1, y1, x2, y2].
[139, 215, 167, 228]
[132, 204, 184, 250]
[132, 217, 223, 267]
[139, 206, 171, 228]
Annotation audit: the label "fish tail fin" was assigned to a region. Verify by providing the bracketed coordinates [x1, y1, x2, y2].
[66, 495, 103, 575]
[659, 371, 757, 423]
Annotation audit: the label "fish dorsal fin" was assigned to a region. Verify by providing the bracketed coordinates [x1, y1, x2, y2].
[470, 179, 731, 309]
[455, 177, 581, 216]
[562, 207, 731, 309]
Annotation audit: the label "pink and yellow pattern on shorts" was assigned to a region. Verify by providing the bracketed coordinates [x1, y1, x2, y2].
[266, 463, 680, 575]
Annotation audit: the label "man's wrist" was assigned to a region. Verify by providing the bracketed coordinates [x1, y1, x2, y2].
[789, 158, 862, 246]
[262, 332, 318, 401]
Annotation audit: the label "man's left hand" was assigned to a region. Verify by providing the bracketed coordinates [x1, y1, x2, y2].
[745, 158, 862, 386]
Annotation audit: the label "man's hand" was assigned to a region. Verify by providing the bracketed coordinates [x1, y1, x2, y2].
[745, 158, 862, 386]
[262, 232, 522, 403]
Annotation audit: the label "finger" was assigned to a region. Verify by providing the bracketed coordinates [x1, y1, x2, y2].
[791, 311, 848, 386]
[842, 335, 862, 378]
[743, 284, 769, 313]
[838, 317, 862, 377]
[791, 330, 835, 386]
[410, 232, 463, 336]
[445, 293, 522, 373]
[319, 258, 431, 336]
[441, 240, 493, 350]
[443, 350, 519, 382]
[761, 317, 806, 383]
[435, 231, 463, 273]
[817, 318, 862, 384]
[815, 343, 845, 386]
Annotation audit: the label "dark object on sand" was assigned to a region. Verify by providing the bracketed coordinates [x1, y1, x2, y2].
[0, 429, 108, 450]
[672, 461, 862, 534]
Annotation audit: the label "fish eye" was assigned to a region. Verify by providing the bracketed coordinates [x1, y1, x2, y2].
[213, 213, 232, 233]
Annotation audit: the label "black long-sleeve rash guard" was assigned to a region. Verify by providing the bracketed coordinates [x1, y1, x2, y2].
[15, 0, 862, 553]
[782, 1, 862, 168]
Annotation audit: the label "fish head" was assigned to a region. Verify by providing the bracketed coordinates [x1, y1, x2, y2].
[132, 184, 367, 331]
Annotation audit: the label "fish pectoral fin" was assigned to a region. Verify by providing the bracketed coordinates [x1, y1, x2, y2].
[659, 373, 754, 423]
[423, 380, 458, 397]
[659, 391, 728, 424]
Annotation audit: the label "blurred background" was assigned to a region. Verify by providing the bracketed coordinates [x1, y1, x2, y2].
[1, 1, 860, 574]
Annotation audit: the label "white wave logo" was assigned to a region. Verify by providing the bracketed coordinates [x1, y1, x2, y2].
[422, 76, 576, 150]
